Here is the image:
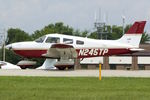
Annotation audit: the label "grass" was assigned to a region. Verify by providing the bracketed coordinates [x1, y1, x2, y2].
[0, 77, 150, 100]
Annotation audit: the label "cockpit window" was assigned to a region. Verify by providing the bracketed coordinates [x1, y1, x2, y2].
[35, 36, 46, 43]
[45, 37, 60, 43]
[63, 38, 73, 44]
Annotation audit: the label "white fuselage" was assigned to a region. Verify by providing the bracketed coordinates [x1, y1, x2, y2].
[6, 34, 136, 58]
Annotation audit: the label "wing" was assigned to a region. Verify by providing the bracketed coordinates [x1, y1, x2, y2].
[42, 43, 78, 59]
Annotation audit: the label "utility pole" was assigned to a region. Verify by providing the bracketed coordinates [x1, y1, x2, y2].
[2, 29, 6, 61]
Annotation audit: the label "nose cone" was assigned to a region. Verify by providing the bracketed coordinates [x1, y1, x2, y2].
[5, 44, 12, 50]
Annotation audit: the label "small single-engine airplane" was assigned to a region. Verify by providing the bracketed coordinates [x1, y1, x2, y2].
[6, 21, 146, 70]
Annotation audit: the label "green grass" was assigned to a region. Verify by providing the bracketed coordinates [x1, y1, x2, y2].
[0, 77, 150, 100]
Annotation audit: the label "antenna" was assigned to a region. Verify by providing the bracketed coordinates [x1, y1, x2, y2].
[94, 11, 97, 22]
[94, 8, 109, 40]
[99, 8, 101, 22]
[103, 13, 106, 23]
[122, 10, 126, 34]
[106, 12, 108, 25]
[122, 15, 125, 34]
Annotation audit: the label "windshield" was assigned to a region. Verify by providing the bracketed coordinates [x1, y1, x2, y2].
[35, 36, 46, 43]
[45, 37, 60, 43]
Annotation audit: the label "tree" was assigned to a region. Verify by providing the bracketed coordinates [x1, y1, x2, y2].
[7, 28, 31, 44]
[124, 25, 131, 33]
[88, 32, 98, 39]
[141, 33, 150, 43]
[110, 25, 123, 40]
[73, 29, 81, 36]
[32, 22, 74, 40]
[81, 30, 89, 37]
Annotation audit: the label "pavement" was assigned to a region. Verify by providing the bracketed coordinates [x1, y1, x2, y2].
[0, 69, 150, 77]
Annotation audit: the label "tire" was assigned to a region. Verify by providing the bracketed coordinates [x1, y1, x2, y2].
[57, 67, 66, 70]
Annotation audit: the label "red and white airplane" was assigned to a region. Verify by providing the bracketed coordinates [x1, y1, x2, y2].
[6, 21, 146, 70]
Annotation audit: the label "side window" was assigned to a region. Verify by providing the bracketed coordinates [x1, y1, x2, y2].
[76, 40, 84, 45]
[45, 37, 60, 43]
[63, 38, 73, 44]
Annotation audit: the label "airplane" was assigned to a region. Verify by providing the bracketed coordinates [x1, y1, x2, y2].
[6, 21, 146, 70]
[0, 61, 21, 69]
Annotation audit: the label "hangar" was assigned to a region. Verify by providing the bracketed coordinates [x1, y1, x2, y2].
[76, 44, 150, 70]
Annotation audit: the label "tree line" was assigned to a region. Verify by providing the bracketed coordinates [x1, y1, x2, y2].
[0, 22, 150, 67]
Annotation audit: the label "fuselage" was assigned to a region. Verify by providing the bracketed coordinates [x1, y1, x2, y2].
[6, 34, 136, 58]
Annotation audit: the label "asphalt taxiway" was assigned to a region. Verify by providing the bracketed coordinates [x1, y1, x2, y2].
[0, 69, 150, 77]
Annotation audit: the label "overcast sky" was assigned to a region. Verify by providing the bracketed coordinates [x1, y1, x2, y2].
[0, 0, 150, 34]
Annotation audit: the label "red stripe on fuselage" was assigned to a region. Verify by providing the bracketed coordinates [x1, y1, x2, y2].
[14, 50, 47, 58]
[13, 48, 133, 58]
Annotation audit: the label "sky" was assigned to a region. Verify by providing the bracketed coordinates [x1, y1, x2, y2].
[0, 0, 150, 34]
